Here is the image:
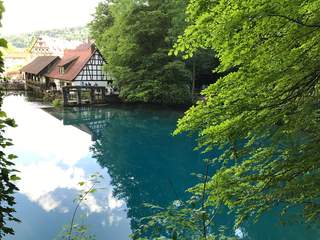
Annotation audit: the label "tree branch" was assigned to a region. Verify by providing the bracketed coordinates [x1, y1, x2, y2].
[268, 14, 320, 28]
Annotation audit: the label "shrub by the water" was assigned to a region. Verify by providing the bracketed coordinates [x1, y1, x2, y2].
[52, 99, 62, 108]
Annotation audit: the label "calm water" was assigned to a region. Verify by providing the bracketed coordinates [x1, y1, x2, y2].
[2, 94, 319, 240]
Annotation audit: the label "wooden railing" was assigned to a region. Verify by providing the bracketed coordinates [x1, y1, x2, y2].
[25, 80, 47, 92]
[62, 86, 120, 106]
[0, 81, 25, 91]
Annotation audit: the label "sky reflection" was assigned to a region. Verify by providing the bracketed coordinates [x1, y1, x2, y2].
[2, 95, 131, 240]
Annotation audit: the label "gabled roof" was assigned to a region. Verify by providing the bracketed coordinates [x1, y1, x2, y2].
[46, 43, 97, 81]
[20, 56, 59, 75]
[58, 56, 79, 67]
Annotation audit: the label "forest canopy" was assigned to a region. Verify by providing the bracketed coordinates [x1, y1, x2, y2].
[89, 0, 219, 105]
[89, 0, 192, 105]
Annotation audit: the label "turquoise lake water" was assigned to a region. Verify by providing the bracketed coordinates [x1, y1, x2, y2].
[2, 94, 319, 239]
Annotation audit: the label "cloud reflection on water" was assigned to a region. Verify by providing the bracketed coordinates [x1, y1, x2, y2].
[2, 95, 126, 219]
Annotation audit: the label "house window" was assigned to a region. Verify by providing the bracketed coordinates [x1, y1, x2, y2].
[59, 67, 65, 75]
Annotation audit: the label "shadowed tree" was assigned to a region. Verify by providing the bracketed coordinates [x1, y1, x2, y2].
[0, 0, 20, 237]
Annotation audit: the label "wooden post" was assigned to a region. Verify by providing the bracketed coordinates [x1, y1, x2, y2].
[63, 87, 68, 106]
[90, 88, 96, 104]
[76, 108, 81, 119]
[77, 89, 81, 105]
[102, 88, 106, 103]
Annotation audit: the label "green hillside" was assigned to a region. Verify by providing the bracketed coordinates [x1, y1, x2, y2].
[5, 26, 89, 48]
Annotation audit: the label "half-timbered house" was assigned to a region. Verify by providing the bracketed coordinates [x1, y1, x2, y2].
[46, 43, 113, 91]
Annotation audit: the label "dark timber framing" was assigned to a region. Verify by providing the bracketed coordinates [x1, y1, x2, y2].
[74, 50, 111, 84]
[62, 86, 107, 106]
[62, 86, 120, 106]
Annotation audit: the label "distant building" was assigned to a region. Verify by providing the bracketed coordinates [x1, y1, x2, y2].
[28, 36, 82, 59]
[4, 50, 29, 70]
[4, 50, 30, 80]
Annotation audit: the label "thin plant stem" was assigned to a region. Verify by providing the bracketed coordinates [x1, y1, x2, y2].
[201, 161, 210, 240]
[67, 182, 97, 240]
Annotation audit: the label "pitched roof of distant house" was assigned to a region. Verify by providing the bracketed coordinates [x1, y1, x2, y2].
[29, 36, 83, 57]
[20, 56, 60, 75]
[46, 43, 97, 81]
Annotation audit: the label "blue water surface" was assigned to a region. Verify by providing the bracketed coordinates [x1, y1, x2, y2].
[2, 94, 319, 240]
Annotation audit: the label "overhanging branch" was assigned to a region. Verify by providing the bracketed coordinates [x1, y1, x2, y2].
[268, 14, 320, 28]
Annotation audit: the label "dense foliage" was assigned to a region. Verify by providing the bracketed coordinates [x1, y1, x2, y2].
[0, 0, 20, 237]
[5, 26, 89, 49]
[90, 0, 194, 105]
[172, 0, 320, 227]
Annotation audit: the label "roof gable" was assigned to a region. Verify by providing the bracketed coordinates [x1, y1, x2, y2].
[58, 56, 79, 67]
[29, 36, 83, 57]
[74, 50, 108, 82]
[46, 43, 97, 81]
[20, 56, 60, 75]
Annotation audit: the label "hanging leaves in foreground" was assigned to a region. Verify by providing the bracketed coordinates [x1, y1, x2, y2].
[0, 0, 20, 237]
[173, 0, 320, 226]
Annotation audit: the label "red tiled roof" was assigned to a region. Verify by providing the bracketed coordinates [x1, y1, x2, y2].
[57, 56, 79, 67]
[75, 42, 93, 51]
[46, 43, 96, 81]
[20, 56, 59, 75]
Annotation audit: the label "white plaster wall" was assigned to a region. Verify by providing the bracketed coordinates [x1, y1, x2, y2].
[72, 81, 109, 88]
[40, 76, 46, 85]
[54, 79, 62, 90]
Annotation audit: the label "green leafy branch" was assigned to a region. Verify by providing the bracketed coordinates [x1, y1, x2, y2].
[57, 172, 104, 240]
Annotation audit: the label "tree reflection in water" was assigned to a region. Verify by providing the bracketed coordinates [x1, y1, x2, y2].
[47, 105, 204, 231]
[45, 105, 320, 240]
